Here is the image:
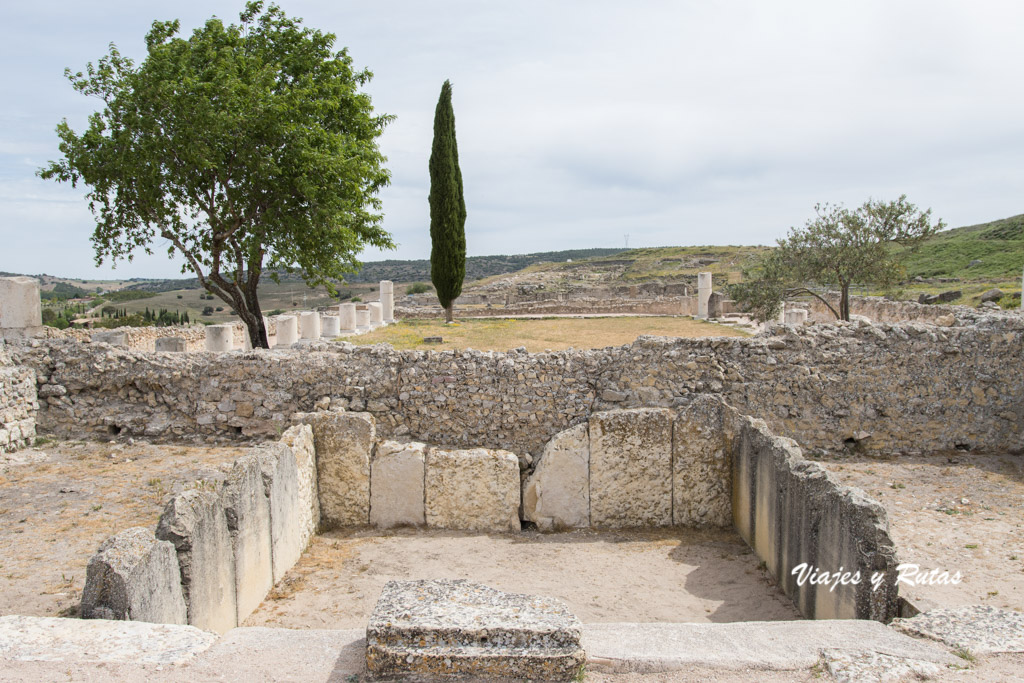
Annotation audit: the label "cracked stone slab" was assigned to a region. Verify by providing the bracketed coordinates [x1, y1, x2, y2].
[366, 579, 584, 680]
[890, 605, 1024, 654]
[823, 648, 944, 683]
[0, 615, 216, 665]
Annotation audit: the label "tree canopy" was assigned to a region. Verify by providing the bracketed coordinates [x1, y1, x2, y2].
[428, 79, 467, 323]
[39, 1, 395, 347]
[731, 196, 945, 321]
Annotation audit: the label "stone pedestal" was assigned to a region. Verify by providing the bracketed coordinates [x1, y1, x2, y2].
[697, 272, 712, 319]
[205, 325, 233, 352]
[275, 316, 298, 347]
[356, 308, 370, 331]
[368, 302, 383, 328]
[299, 312, 321, 340]
[338, 303, 356, 332]
[0, 276, 43, 340]
[380, 280, 394, 322]
[155, 337, 186, 352]
[91, 330, 127, 347]
[320, 315, 340, 338]
[784, 309, 808, 325]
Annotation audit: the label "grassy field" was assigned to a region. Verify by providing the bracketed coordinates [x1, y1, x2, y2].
[348, 316, 748, 352]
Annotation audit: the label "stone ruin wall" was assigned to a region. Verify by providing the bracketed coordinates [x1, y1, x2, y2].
[0, 344, 37, 453]
[396, 297, 699, 319]
[801, 294, 983, 325]
[13, 315, 1023, 458]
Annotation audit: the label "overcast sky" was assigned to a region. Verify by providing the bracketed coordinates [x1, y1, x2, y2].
[2, 1, 1023, 279]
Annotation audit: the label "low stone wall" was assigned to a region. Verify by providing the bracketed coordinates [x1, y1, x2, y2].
[396, 297, 698, 319]
[81, 426, 318, 633]
[801, 294, 1002, 326]
[0, 346, 36, 453]
[17, 314, 1023, 456]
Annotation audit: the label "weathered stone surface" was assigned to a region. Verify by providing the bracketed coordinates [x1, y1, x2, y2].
[370, 440, 426, 528]
[320, 314, 340, 338]
[155, 490, 237, 634]
[0, 615, 217, 665]
[368, 302, 383, 327]
[294, 410, 373, 528]
[425, 447, 520, 532]
[204, 325, 233, 352]
[338, 302, 356, 331]
[299, 311, 321, 340]
[366, 579, 585, 680]
[589, 408, 673, 527]
[696, 272, 712, 318]
[672, 397, 733, 528]
[891, 605, 1024, 653]
[279, 423, 320, 545]
[255, 442, 305, 583]
[980, 288, 1004, 303]
[90, 330, 126, 346]
[80, 527, 187, 624]
[274, 315, 297, 347]
[0, 361, 36, 454]
[155, 336, 186, 352]
[380, 280, 394, 322]
[823, 648, 942, 683]
[221, 453, 273, 624]
[523, 423, 589, 530]
[0, 276, 43, 340]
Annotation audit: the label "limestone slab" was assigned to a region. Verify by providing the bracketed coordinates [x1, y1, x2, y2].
[255, 442, 305, 582]
[155, 490, 237, 634]
[425, 447, 521, 532]
[274, 315, 297, 347]
[320, 314, 340, 338]
[891, 605, 1024, 654]
[589, 408, 673, 527]
[370, 440, 426, 528]
[279, 423, 320, 545]
[221, 453, 273, 624]
[523, 423, 590, 530]
[0, 276, 43, 339]
[296, 411, 373, 528]
[379, 280, 394, 322]
[672, 397, 733, 528]
[338, 303, 356, 331]
[299, 311, 320, 340]
[204, 324, 233, 352]
[366, 579, 585, 680]
[80, 526, 187, 624]
[155, 336, 187, 352]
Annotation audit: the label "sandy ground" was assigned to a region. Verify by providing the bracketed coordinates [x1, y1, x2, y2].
[821, 451, 1024, 614]
[244, 527, 801, 629]
[0, 440, 247, 618]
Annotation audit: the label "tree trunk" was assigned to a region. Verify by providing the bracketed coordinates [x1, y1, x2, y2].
[840, 283, 851, 321]
[444, 304, 454, 323]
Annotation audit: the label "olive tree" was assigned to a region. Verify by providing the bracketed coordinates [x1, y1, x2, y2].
[40, 2, 394, 348]
[731, 195, 944, 321]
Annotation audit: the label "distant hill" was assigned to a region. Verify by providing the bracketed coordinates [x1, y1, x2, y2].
[900, 213, 1024, 280]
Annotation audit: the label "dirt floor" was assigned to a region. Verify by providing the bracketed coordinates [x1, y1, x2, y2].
[243, 527, 800, 629]
[820, 451, 1024, 614]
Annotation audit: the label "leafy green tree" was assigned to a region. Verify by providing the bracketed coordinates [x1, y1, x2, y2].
[731, 196, 944, 322]
[40, 2, 395, 348]
[428, 80, 467, 323]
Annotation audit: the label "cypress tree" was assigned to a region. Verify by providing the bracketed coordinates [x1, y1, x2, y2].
[428, 79, 467, 323]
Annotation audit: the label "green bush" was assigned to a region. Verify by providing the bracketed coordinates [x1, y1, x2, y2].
[406, 282, 431, 295]
[202, 306, 214, 316]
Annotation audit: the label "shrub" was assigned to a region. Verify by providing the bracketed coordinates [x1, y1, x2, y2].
[202, 306, 214, 316]
[406, 282, 431, 295]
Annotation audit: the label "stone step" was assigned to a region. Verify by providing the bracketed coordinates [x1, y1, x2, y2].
[367, 642, 585, 680]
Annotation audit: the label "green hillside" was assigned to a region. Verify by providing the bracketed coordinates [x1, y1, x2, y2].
[900, 214, 1024, 280]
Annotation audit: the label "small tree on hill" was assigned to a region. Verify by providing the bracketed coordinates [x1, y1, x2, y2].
[428, 80, 467, 323]
[39, 2, 395, 348]
[732, 195, 944, 322]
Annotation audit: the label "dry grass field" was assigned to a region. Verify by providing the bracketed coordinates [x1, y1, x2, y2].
[348, 316, 749, 352]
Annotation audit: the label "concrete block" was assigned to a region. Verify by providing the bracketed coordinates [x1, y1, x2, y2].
[279, 423, 320, 546]
[155, 490, 237, 634]
[155, 336, 187, 352]
[338, 303, 356, 332]
[221, 453, 273, 624]
[368, 302, 383, 327]
[380, 280, 394, 322]
[80, 526, 187, 624]
[589, 408, 673, 527]
[295, 411, 373, 528]
[299, 311, 320, 340]
[355, 308, 370, 330]
[366, 579, 584, 680]
[672, 396, 734, 528]
[697, 272, 712, 319]
[320, 314, 340, 338]
[205, 325, 233, 352]
[425, 447, 520, 532]
[275, 315, 297, 347]
[254, 442, 305, 583]
[370, 440, 426, 529]
[522, 423, 590, 530]
[0, 276, 43, 340]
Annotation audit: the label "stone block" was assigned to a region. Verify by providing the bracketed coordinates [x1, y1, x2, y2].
[221, 453, 273, 624]
[589, 408, 673, 527]
[296, 411, 373, 528]
[368, 302, 383, 327]
[299, 311, 320, 340]
[275, 315, 297, 347]
[380, 280, 394, 322]
[320, 314, 340, 338]
[80, 526, 187, 624]
[91, 330, 126, 346]
[155, 336, 187, 352]
[366, 579, 585, 681]
[279, 423, 320, 545]
[672, 396, 734, 528]
[425, 447, 520, 532]
[338, 303, 356, 332]
[523, 423, 589, 530]
[697, 272, 712, 319]
[0, 276, 43, 340]
[205, 324, 233, 352]
[355, 308, 370, 330]
[370, 440, 426, 528]
[255, 442, 306, 583]
[784, 309, 808, 325]
[155, 490, 237, 634]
